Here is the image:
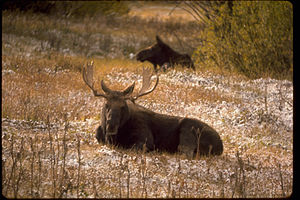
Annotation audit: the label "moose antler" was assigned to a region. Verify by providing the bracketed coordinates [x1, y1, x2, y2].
[131, 67, 159, 101]
[82, 61, 107, 98]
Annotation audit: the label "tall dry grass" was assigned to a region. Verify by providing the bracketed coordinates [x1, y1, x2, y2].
[2, 57, 293, 197]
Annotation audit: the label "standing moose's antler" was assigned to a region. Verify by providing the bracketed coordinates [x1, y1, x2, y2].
[131, 67, 159, 101]
[82, 61, 107, 98]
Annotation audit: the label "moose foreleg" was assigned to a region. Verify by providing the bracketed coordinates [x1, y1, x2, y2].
[96, 125, 105, 144]
[133, 129, 155, 152]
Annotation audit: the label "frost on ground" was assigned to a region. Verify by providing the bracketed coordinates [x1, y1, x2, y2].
[2, 69, 293, 198]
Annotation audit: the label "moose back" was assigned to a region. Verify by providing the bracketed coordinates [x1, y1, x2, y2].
[83, 63, 223, 157]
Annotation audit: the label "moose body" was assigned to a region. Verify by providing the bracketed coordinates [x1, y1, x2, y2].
[136, 36, 195, 71]
[83, 63, 222, 157]
[96, 101, 223, 156]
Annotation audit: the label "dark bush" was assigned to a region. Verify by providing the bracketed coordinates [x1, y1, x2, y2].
[2, 0, 130, 17]
[2, 0, 55, 13]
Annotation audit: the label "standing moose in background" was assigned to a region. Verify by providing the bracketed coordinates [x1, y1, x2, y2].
[82, 62, 222, 157]
[136, 35, 195, 72]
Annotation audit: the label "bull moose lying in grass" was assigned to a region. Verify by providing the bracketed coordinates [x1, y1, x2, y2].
[82, 62, 222, 157]
[136, 35, 195, 72]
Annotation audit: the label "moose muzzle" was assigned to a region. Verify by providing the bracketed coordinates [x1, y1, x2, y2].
[106, 124, 118, 136]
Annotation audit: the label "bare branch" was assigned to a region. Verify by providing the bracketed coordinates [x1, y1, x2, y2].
[168, 2, 182, 17]
[183, 1, 208, 23]
[279, 84, 293, 107]
[179, 4, 201, 22]
[179, 1, 219, 24]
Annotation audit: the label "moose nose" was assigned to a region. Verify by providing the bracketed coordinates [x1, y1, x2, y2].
[106, 124, 118, 136]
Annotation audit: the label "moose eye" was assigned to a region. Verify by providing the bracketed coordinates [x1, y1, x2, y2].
[119, 106, 127, 120]
[105, 104, 110, 110]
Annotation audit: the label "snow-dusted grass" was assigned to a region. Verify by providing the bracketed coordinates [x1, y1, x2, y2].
[2, 61, 293, 198]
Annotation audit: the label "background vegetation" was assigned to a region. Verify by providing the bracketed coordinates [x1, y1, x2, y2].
[3, 1, 293, 79]
[190, 1, 293, 79]
[2, 0, 130, 17]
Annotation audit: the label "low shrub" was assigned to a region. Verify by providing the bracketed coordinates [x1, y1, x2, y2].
[193, 1, 293, 80]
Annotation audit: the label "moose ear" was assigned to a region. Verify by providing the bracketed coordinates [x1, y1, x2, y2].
[101, 80, 113, 95]
[122, 82, 135, 96]
[156, 35, 164, 45]
[191, 126, 196, 132]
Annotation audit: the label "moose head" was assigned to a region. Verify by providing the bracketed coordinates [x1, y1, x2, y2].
[136, 36, 165, 63]
[82, 62, 159, 140]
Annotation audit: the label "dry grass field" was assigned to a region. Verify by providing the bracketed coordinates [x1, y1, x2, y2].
[2, 3, 293, 198]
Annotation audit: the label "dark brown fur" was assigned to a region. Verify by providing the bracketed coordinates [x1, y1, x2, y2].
[136, 36, 195, 71]
[95, 89, 223, 157]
